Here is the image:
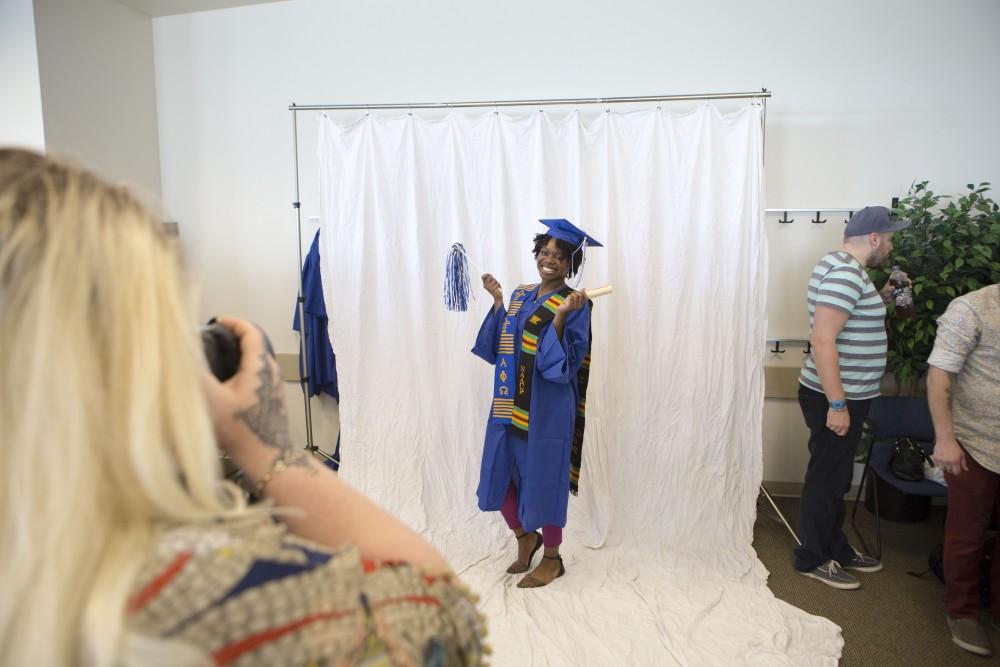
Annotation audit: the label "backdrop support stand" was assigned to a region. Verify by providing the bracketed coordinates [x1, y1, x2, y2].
[759, 484, 801, 546]
[289, 89, 770, 470]
[291, 105, 337, 466]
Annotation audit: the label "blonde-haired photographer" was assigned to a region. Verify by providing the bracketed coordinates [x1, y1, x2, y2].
[0, 149, 485, 666]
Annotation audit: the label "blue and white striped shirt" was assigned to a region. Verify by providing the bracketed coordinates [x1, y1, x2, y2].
[799, 251, 887, 400]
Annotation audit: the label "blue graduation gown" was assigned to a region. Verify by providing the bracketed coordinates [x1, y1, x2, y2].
[472, 286, 592, 532]
[292, 230, 339, 401]
[293, 230, 340, 469]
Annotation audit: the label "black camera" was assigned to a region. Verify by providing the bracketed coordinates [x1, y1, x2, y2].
[201, 321, 277, 382]
[201, 323, 242, 381]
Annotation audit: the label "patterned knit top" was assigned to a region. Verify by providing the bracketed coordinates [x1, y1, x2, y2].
[125, 516, 487, 666]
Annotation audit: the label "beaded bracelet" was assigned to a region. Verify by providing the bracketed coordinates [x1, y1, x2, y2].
[253, 450, 310, 497]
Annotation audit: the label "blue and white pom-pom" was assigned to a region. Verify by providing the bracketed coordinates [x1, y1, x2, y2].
[443, 242, 474, 311]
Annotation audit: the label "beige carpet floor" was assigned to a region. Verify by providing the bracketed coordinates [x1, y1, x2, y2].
[754, 495, 997, 665]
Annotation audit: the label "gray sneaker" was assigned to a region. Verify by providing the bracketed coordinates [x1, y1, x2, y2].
[947, 616, 992, 656]
[799, 560, 860, 590]
[842, 547, 883, 573]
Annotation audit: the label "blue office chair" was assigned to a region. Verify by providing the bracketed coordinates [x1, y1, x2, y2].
[850, 395, 947, 560]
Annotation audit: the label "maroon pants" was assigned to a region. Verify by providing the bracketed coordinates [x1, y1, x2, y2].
[944, 453, 1000, 619]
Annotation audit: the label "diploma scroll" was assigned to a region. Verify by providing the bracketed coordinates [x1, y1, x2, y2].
[585, 284, 614, 299]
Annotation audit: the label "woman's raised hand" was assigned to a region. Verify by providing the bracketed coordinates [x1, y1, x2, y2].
[482, 273, 503, 303]
[202, 316, 294, 460]
[557, 289, 588, 314]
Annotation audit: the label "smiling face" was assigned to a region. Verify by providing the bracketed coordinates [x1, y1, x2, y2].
[535, 237, 570, 282]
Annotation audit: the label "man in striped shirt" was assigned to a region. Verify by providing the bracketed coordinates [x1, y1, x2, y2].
[796, 206, 911, 590]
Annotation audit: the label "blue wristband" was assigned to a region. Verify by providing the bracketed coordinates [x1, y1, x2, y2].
[829, 399, 847, 412]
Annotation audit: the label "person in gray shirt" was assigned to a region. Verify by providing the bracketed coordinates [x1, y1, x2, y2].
[927, 282, 1000, 657]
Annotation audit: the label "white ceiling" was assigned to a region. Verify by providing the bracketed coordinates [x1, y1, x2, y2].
[113, 0, 290, 18]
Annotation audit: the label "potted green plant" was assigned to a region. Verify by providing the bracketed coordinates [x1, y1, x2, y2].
[869, 182, 1000, 393]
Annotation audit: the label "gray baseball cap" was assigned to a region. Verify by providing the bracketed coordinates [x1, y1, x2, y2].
[844, 205, 911, 237]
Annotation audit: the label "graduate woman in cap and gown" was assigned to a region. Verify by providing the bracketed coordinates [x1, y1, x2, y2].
[472, 218, 601, 588]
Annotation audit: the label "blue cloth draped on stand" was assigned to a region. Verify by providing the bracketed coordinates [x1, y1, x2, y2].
[293, 229, 340, 469]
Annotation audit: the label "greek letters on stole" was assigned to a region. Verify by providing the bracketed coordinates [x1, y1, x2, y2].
[489, 284, 593, 494]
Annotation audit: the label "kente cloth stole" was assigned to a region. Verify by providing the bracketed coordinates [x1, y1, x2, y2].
[490, 284, 593, 495]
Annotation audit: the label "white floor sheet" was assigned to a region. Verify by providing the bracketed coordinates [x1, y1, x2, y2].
[317, 105, 842, 665]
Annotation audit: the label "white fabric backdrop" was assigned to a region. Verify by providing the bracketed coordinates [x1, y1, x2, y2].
[318, 106, 841, 665]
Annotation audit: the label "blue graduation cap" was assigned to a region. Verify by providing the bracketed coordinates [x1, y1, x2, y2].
[539, 218, 603, 248]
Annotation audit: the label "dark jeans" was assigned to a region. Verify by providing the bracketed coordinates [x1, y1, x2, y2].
[795, 385, 872, 572]
[944, 453, 1000, 619]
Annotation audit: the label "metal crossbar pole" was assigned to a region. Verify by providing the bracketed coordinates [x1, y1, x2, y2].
[289, 90, 770, 112]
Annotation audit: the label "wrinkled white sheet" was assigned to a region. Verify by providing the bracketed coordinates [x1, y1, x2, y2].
[318, 106, 841, 666]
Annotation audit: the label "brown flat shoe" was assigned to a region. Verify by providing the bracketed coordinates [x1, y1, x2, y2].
[517, 554, 565, 588]
[506, 531, 543, 574]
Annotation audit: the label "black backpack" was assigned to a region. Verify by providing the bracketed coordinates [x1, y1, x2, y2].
[889, 437, 930, 482]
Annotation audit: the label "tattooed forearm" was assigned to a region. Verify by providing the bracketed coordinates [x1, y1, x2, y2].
[235, 352, 313, 470]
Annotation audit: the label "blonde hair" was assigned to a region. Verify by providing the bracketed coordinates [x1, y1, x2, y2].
[0, 149, 244, 665]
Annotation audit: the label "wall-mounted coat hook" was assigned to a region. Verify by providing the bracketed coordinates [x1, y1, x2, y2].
[804, 340, 812, 354]
[778, 211, 794, 224]
[811, 211, 827, 224]
[770, 340, 786, 354]
[843, 210, 854, 224]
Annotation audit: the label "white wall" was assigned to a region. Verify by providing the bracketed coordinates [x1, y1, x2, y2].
[152, 0, 1000, 484]
[0, 0, 46, 150]
[33, 0, 162, 198]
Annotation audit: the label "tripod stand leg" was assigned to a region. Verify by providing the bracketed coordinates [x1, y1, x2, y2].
[760, 484, 801, 546]
[306, 445, 338, 465]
